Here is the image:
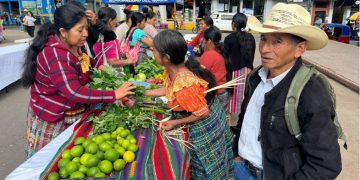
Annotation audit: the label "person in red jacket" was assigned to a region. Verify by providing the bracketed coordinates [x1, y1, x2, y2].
[200, 26, 232, 109]
[21, 3, 135, 158]
[187, 16, 213, 56]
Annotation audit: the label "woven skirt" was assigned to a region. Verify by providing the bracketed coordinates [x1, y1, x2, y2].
[228, 67, 252, 114]
[189, 98, 233, 180]
[25, 108, 82, 158]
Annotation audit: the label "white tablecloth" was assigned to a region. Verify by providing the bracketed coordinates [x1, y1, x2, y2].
[5, 120, 79, 180]
[0, 43, 29, 90]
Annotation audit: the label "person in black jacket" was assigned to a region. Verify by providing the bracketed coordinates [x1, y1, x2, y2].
[232, 3, 341, 180]
[224, 13, 255, 124]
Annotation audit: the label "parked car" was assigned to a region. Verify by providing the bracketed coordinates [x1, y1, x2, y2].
[210, 13, 235, 31]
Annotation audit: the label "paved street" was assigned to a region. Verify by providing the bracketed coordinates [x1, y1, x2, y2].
[0, 27, 359, 179]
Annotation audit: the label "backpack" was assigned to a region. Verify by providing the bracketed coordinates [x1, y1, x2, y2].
[248, 64, 347, 149]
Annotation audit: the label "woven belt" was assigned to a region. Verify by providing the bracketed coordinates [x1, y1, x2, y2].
[64, 107, 86, 116]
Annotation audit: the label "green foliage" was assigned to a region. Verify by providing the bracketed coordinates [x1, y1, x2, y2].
[135, 58, 164, 79]
[90, 105, 161, 135]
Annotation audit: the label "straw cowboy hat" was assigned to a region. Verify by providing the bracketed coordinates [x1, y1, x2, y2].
[247, 3, 328, 50]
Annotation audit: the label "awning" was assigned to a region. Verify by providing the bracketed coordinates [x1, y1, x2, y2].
[102, 0, 176, 5]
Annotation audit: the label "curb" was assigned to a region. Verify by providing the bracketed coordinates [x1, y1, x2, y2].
[302, 58, 359, 93]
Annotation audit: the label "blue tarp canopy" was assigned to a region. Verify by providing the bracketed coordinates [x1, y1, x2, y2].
[102, 0, 176, 5]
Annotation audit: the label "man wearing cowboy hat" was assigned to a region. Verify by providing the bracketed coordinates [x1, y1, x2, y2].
[232, 3, 341, 180]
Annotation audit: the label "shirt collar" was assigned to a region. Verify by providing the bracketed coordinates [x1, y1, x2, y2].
[258, 66, 293, 86]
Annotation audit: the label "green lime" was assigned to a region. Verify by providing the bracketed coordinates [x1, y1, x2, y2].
[86, 155, 100, 168]
[127, 144, 138, 152]
[129, 138, 137, 144]
[94, 172, 106, 178]
[116, 127, 124, 134]
[96, 150, 105, 160]
[86, 166, 100, 177]
[115, 146, 126, 156]
[82, 139, 91, 148]
[57, 158, 70, 169]
[48, 172, 60, 180]
[126, 135, 135, 140]
[121, 140, 130, 149]
[99, 142, 112, 152]
[104, 149, 120, 162]
[98, 160, 113, 174]
[65, 161, 79, 174]
[80, 153, 92, 165]
[59, 168, 69, 178]
[102, 133, 111, 140]
[94, 136, 105, 145]
[119, 130, 129, 138]
[72, 157, 80, 163]
[113, 159, 126, 171]
[61, 149, 72, 159]
[111, 131, 117, 139]
[70, 171, 85, 179]
[70, 145, 84, 157]
[78, 165, 88, 173]
[74, 137, 86, 145]
[86, 142, 98, 154]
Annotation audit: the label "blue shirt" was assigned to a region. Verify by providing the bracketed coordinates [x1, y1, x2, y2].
[130, 29, 148, 48]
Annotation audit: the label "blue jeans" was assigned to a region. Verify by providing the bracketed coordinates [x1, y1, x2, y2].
[233, 160, 263, 180]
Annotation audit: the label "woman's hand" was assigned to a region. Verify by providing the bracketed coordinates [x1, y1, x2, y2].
[161, 120, 178, 131]
[114, 82, 136, 99]
[125, 53, 135, 64]
[98, 65, 105, 71]
[85, 10, 97, 25]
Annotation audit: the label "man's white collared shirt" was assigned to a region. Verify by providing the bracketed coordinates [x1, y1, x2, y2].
[238, 67, 291, 169]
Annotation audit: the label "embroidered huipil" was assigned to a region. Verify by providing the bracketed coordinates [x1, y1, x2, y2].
[164, 70, 209, 116]
[29, 35, 116, 122]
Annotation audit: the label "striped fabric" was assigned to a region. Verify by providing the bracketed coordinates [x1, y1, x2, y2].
[25, 109, 67, 158]
[188, 98, 233, 179]
[229, 67, 252, 114]
[41, 112, 191, 180]
[30, 35, 116, 122]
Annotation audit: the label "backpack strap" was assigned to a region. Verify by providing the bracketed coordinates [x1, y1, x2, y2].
[314, 71, 348, 149]
[285, 64, 315, 140]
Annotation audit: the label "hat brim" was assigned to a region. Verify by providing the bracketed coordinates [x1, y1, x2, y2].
[248, 16, 328, 50]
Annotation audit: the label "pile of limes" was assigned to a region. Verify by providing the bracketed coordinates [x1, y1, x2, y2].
[47, 127, 138, 180]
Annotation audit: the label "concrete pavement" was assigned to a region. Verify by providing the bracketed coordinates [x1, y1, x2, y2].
[0, 27, 358, 179]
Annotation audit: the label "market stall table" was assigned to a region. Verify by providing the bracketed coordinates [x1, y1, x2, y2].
[0, 43, 29, 90]
[6, 111, 190, 180]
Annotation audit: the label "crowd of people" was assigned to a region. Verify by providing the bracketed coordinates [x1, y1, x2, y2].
[20, 1, 343, 179]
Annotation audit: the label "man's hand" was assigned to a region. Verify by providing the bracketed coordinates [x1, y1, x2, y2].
[234, 156, 242, 162]
[85, 10, 97, 25]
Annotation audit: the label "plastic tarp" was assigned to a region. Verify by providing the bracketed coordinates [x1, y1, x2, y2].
[102, 0, 176, 5]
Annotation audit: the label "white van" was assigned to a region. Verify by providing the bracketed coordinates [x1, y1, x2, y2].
[210, 13, 235, 31]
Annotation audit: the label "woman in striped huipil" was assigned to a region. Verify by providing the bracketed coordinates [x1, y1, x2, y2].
[21, 3, 135, 158]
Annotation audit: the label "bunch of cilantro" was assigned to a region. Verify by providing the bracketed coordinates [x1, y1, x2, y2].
[135, 58, 164, 79]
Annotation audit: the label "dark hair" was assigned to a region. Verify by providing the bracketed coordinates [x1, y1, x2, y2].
[98, 7, 117, 25]
[145, 11, 156, 20]
[204, 26, 232, 83]
[142, 6, 149, 14]
[232, 13, 255, 70]
[153, 30, 217, 104]
[21, 3, 86, 87]
[290, 34, 306, 46]
[125, 12, 145, 39]
[123, 9, 133, 23]
[201, 16, 213, 27]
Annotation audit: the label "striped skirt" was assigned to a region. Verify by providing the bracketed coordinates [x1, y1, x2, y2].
[228, 67, 252, 114]
[189, 98, 233, 180]
[25, 108, 82, 158]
